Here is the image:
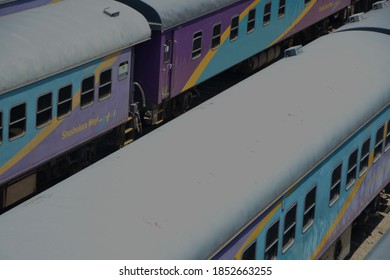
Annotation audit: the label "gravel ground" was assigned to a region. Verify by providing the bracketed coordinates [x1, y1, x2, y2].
[348, 185, 390, 259]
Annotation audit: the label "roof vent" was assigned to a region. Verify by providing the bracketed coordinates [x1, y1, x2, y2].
[372, 1, 387, 9]
[104, 7, 120, 17]
[284, 45, 303, 57]
[349, 12, 365, 22]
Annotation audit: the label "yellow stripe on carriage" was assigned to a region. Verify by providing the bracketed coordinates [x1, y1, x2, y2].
[182, 0, 318, 92]
[310, 152, 375, 259]
[234, 202, 281, 259]
[182, 0, 262, 92]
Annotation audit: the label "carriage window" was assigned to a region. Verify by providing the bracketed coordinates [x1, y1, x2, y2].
[346, 149, 358, 190]
[81, 76, 95, 109]
[278, 0, 286, 18]
[36, 92, 52, 128]
[329, 163, 342, 206]
[373, 125, 384, 162]
[230, 16, 239, 41]
[242, 241, 256, 260]
[263, 2, 272, 26]
[99, 69, 112, 100]
[247, 9, 256, 33]
[385, 120, 390, 152]
[0, 111, 3, 144]
[303, 186, 316, 233]
[359, 137, 370, 176]
[212, 23, 221, 50]
[57, 85, 72, 119]
[305, 0, 312, 5]
[264, 220, 279, 260]
[9, 103, 26, 140]
[192, 31, 202, 59]
[282, 204, 297, 253]
[118, 61, 129, 80]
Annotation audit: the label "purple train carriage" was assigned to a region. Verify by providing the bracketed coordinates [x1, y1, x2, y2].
[0, 0, 150, 211]
[118, 0, 371, 125]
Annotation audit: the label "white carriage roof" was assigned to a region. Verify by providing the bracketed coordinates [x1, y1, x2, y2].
[118, 0, 244, 31]
[0, 0, 151, 95]
[0, 7, 389, 260]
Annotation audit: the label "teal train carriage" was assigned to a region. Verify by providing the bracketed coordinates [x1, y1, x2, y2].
[0, 3, 388, 260]
[0, 0, 150, 211]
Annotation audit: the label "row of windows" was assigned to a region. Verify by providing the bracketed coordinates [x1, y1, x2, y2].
[242, 119, 390, 260]
[191, 0, 312, 59]
[0, 67, 120, 143]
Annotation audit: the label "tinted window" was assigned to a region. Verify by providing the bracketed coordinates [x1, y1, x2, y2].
[36, 92, 52, 128]
[99, 69, 112, 100]
[230, 16, 239, 41]
[212, 24, 221, 50]
[192, 31, 202, 59]
[81, 76, 95, 109]
[303, 186, 316, 233]
[264, 220, 279, 260]
[57, 85, 72, 119]
[9, 103, 26, 140]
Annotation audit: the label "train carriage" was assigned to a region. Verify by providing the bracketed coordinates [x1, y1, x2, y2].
[0, 3, 388, 260]
[0, 0, 151, 211]
[118, 0, 358, 125]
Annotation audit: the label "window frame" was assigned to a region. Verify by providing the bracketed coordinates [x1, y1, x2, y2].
[278, 0, 286, 18]
[346, 148, 358, 190]
[359, 137, 371, 177]
[242, 240, 257, 260]
[282, 203, 297, 254]
[9, 102, 27, 141]
[304, 0, 312, 6]
[373, 125, 384, 163]
[385, 120, 390, 152]
[0, 111, 3, 144]
[57, 84, 73, 119]
[98, 68, 112, 101]
[302, 185, 316, 233]
[230, 15, 240, 42]
[247, 9, 256, 33]
[81, 75, 95, 109]
[264, 219, 279, 260]
[329, 162, 342, 207]
[192, 30, 203, 60]
[36, 92, 53, 129]
[263, 2, 272, 26]
[211, 23, 222, 50]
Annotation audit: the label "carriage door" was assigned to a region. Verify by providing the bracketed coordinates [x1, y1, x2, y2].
[161, 34, 174, 100]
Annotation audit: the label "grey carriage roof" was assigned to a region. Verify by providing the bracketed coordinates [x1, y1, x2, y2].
[119, 0, 243, 31]
[0, 0, 150, 95]
[0, 7, 389, 260]
[365, 229, 390, 260]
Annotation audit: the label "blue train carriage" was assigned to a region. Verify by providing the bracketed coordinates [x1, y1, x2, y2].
[0, 2, 388, 260]
[0, 0, 151, 211]
[0, 0, 60, 16]
[118, 0, 360, 125]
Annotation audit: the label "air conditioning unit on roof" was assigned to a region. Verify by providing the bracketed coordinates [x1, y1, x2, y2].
[373, 1, 387, 9]
[284, 45, 303, 57]
[349, 12, 365, 22]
